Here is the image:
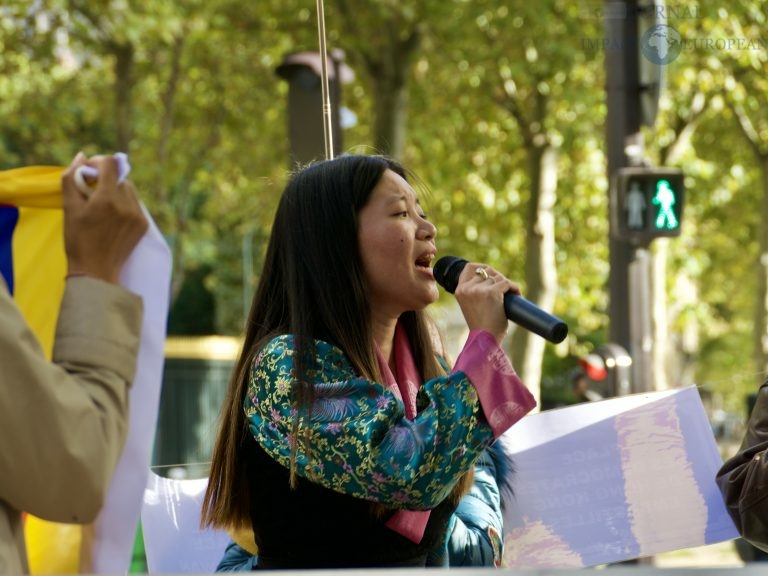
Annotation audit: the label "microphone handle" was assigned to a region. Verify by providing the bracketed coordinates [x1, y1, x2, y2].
[503, 292, 568, 344]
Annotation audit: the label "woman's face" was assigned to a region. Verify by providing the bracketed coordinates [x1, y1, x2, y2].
[357, 169, 438, 319]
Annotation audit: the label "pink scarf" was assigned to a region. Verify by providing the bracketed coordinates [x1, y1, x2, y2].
[375, 322, 431, 544]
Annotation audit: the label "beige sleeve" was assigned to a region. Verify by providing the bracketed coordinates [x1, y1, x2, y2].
[0, 277, 142, 523]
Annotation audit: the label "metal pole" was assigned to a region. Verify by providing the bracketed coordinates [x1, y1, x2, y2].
[629, 248, 653, 393]
[315, 0, 334, 159]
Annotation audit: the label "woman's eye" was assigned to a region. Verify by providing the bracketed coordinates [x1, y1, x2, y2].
[396, 211, 408, 218]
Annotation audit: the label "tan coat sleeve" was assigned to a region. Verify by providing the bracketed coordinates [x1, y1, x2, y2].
[716, 380, 768, 552]
[0, 276, 143, 523]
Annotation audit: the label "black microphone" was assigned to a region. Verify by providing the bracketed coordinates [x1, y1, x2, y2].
[433, 256, 568, 344]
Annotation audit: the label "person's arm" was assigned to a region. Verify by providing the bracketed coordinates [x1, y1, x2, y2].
[716, 380, 768, 552]
[0, 277, 142, 522]
[0, 154, 147, 523]
[245, 334, 534, 510]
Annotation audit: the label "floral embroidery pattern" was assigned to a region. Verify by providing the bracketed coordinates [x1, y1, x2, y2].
[245, 335, 494, 509]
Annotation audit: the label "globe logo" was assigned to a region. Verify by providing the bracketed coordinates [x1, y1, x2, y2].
[640, 24, 682, 65]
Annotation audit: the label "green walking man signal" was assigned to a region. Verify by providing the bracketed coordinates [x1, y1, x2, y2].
[652, 179, 678, 230]
[611, 167, 685, 245]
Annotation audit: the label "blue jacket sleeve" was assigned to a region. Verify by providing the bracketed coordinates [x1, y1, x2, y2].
[446, 445, 507, 567]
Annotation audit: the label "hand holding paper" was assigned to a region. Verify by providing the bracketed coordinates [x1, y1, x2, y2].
[62, 153, 147, 284]
[73, 152, 131, 197]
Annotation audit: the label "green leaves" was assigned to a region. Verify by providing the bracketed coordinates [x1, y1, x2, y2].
[1, 0, 766, 407]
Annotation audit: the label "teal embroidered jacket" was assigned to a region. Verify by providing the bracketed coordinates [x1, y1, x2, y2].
[245, 334, 495, 510]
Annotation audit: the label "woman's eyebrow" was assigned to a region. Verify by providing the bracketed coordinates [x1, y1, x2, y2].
[390, 189, 420, 203]
[384, 192, 408, 205]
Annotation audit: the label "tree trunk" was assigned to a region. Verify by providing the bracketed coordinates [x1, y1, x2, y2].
[333, 1, 421, 161]
[156, 37, 186, 300]
[366, 26, 420, 160]
[652, 95, 707, 392]
[372, 74, 409, 159]
[755, 155, 768, 384]
[510, 144, 559, 407]
[112, 42, 135, 152]
[729, 99, 768, 388]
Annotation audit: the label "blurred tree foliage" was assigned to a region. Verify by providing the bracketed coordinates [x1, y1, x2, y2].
[1, 0, 766, 410]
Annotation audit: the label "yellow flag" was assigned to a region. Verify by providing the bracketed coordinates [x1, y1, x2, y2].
[0, 166, 64, 209]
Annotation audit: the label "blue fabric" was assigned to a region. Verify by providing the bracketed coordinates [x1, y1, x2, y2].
[445, 443, 507, 567]
[0, 206, 18, 292]
[215, 541, 257, 572]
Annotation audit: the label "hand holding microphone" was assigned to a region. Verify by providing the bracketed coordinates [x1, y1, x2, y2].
[440, 258, 520, 344]
[433, 256, 568, 344]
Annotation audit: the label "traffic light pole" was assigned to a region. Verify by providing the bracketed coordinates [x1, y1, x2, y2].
[605, 1, 658, 396]
[629, 248, 653, 392]
[605, 3, 640, 360]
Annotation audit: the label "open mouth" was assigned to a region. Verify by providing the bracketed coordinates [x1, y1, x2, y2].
[415, 253, 434, 270]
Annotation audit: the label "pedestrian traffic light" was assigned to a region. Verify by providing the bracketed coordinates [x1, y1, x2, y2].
[611, 167, 685, 245]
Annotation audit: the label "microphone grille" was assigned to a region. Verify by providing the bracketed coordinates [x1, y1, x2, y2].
[433, 256, 467, 294]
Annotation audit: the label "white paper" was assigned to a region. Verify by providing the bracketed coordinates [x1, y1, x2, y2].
[499, 386, 739, 568]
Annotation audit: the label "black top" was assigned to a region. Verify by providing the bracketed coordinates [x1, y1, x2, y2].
[245, 436, 459, 569]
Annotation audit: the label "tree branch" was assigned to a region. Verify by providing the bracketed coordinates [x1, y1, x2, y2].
[492, 69, 532, 145]
[661, 91, 708, 166]
[728, 94, 766, 160]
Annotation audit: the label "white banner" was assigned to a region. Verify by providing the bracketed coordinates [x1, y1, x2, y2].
[499, 386, 739, 568]
[141, 472, 230, 573]
[138, 386, 738, 571]
[91, 206, 173, 572]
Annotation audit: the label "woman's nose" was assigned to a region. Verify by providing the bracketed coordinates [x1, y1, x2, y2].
[418, 219, 436, 240]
